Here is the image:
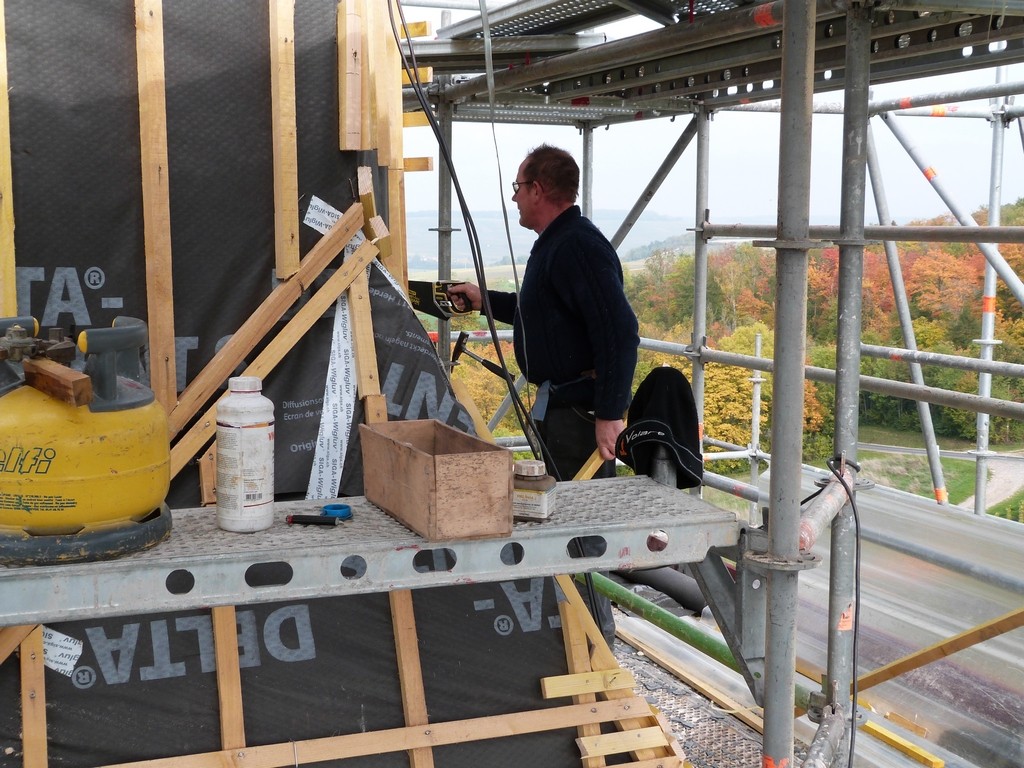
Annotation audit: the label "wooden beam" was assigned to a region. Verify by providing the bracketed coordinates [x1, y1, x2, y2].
[0, 0, 15, 315]
[20, 626, 47, 768]
[348, 268, 380, 402]
[98, 698, 651, 768]
[554, 575, 674, 762]
[168, 202, 363, 438]
[541, 669, 637, 700]
[860, 721, 945, 768]
[21, 357, 92, 407]
[338, 0, 363, 151]
[390, 590, 434, 768]
[403, 156, 433, 173]
[401, 66, 433, 86]
[212, 606, 246, 750]
[269, 0, 300, 280]
[398, 20, 432, 39]
[0, 625, 34, 666]
[365, 214, 392, 263]
[858, 606, 1024, 692]
[386, 166, 407, 288]
[170, 239, 379, 477]
[357, 166, 377, 223]
[360, 0, 377, 151]
[403, 111, 431, 128]
[559, 598, 606, 768]
[577, 728, 670, 759]
[135, 0, 177, 411]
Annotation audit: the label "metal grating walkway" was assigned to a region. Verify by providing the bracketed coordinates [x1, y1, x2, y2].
[0, 476, 740, 627]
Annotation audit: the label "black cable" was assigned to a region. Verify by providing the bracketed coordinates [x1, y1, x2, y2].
[387, 3, 551, 469]
[388, 7, 606, 640]
[826, 454, 863, 766]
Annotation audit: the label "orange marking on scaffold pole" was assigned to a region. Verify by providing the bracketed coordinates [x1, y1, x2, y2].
[753, 4, 777, 27]
[900, 96, 913, 109]
[923, 167, 937, 181]
[931, 106, 947, 117]
[982, 295, 996, 313]
[763, 757, 790, 768]
[935, 487, 948, 504]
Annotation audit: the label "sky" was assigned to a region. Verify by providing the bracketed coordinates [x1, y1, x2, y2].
[400, 6, 1024, 230]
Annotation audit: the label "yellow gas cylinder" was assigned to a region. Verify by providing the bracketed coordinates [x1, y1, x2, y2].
[0, 316, 171, 563]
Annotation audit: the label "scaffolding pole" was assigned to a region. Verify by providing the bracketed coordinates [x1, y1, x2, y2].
[760, 0, 816, 761]
[692, 107, 712, 447]
[824, 8, 872, 764]
[865, 124, 948, 504]
[974, 69, 1007, 515]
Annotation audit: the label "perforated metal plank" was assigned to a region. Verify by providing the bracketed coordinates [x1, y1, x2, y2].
[0, 476, 739, 627]
[438, 0, 746, 40]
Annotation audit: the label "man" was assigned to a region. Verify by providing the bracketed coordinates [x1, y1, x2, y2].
[448, 144, 640, 482]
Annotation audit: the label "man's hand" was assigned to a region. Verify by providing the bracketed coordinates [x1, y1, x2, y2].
[595, 417, 625, 462]
[446, 282, 482, 312]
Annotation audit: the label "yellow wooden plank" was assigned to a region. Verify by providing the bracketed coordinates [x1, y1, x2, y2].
[357, 165, 377, 224]
[269, 0, 300, 280]
[135, 0, 177, 411]
[0, 625, 34, 666]
[349, 268, 380, 400]
[211, 606, 246, 750]
[386, 166, 407, 287]
[0, 0, 16, 315]
[361, 0, 378, 152]
[100, 698, 652, 768]
[401, 66, 433, 86]
[403, 156, 434, 172]
[541, 669, 637, 699]
[403, 111, 431, 128]
[858, 606, 1024, 692]
[554, 574, 672, 762]
[559, 598, 606, 768]
[338, 0, 363, 151]
[399, 20, 432, 39]
[168, 202, 363, 439]
[577, 727, 670, 758]
[364, 214, 390, 257]
[861, 721, 944, 768]
[389, 590, 434, 768]
[198, 445, 217, 506]
[449, 377, 494, 441]
[362, 392, 388, 424]
[170, 239, 378, 477]
[20, 626, 47, 768]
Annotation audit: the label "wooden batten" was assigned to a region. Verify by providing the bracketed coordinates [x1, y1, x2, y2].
[401, 66, 433, 86]
[168, 203, 363, 439]
[338, 0, 363, 151]
[169, 235, 378, 478]
[390, 590, 434, 768]
[19, 627, 47, 768]
[403, 156, 433, 172]
[212, 606, 246, 750]
[269, 0, 301, 281]
[0, 0, 15, 316]
[357, 165, 377, 223]
[386, 166, 407, 287]
[21, 357, 92, 407]
[398, 20, 431, 39]
[403, 111, 431, 128]
[359, 0, 377, 152]
[134, 0, 177, 412]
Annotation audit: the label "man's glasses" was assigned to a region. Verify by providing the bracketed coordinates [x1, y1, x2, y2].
[511, 180, 534, 194]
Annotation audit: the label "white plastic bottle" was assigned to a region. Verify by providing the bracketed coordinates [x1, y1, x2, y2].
[216, 376, 275, 532]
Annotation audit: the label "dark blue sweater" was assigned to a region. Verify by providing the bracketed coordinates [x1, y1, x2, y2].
[486, 206, 639, 420]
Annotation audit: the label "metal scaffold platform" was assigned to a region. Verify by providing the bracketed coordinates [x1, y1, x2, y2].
[0, 476, 740, 628]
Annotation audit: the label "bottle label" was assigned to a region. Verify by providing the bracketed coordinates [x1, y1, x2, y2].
[513, 486, 555, 521]
[216, 422, 275, 529]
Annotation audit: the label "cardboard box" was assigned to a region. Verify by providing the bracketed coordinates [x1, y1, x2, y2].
[359, 420, 513, 540]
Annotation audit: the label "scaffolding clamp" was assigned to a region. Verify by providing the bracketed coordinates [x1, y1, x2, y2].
[743, 550, 821, 573]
